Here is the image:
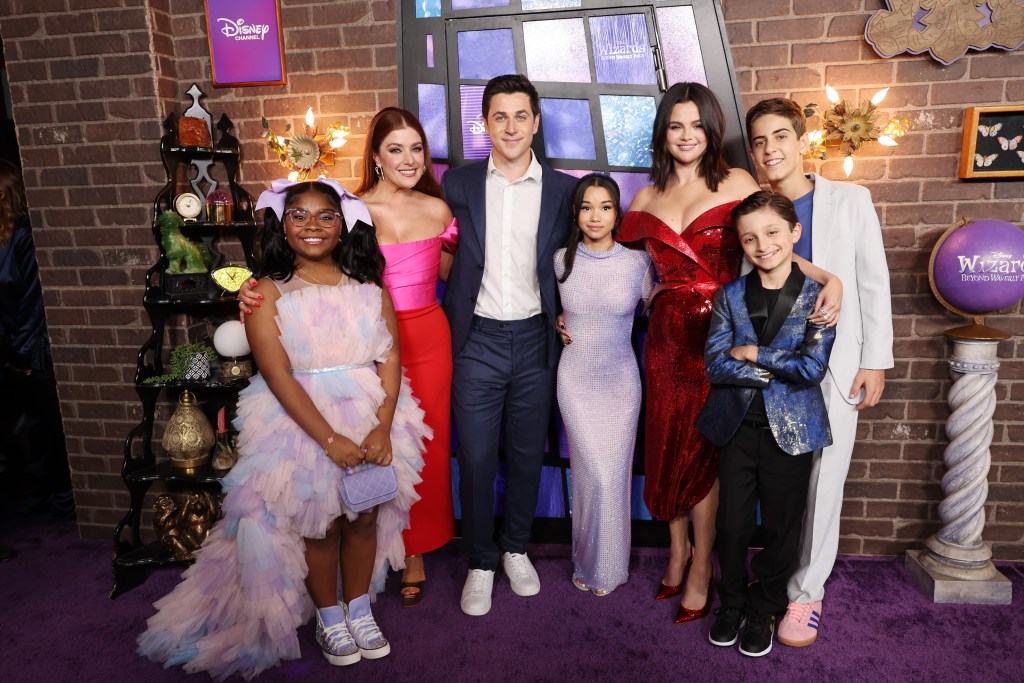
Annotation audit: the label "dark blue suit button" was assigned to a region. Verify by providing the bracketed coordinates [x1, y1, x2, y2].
[470, 296, 476, 303]
[477, 264, 484, 270]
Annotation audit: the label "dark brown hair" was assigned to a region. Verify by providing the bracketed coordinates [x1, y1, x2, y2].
[0, 159, 28, 246]
[482, 74, 540, 118]
[649, 82, 729, 193]
[730, 190, 799, 230]
[559, 174, 622, 283]
[355, 107, 443, 200]
[745, 97, 807, 141]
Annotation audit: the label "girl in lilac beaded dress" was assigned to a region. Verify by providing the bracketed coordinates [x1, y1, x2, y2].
[554, 174, 653, 596]
[137, 180, 428, 680]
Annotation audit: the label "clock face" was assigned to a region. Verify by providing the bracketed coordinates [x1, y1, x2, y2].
[174, 192, 203, 220]
[211, 265, 253, 293]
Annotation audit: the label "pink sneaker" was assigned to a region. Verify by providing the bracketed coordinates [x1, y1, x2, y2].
[777, 600, 821, 647]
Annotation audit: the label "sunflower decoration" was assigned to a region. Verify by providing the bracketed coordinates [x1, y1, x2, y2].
[824, 100, 880, 157]
[261, 108, 350, 182]
[803, 86, 912, 176]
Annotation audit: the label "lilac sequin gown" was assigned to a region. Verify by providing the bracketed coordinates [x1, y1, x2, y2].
[555, 243, 652, 593]
[137, 277, 428, 681]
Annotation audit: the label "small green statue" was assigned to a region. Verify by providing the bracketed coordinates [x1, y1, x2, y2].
[158, 210, 212, 274]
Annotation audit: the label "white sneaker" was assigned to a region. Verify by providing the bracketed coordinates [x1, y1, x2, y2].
[460, 569, 495, 616]
[502, 552, 540, 596]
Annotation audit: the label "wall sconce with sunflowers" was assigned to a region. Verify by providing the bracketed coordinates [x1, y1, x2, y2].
[804, 86, 912, 177]
[261, 108, 350, 181]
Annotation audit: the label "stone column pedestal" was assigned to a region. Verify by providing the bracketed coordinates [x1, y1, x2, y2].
[905, 333, 1012, 605]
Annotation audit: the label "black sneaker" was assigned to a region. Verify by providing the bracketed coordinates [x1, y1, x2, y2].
[739, 613, 775, 657]
[709, 607, 745, 647]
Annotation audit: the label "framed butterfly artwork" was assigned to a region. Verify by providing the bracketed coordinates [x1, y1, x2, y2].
[959, 105, 1024, 179]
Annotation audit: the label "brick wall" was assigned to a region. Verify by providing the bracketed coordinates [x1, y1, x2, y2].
[0, 0, 398, 541]
[0, 0, 1021, 558]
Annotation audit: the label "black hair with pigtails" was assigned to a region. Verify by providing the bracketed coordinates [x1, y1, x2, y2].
[339, 219, 384, 287]
[255, 181, 384, 286]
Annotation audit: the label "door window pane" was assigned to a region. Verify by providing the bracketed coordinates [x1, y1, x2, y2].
[590, 14, 657, 85]
[540, 98, 596, 160]
[600, 95, 655, 167]
[523, 18, 591, 83]
[458, 29, 516, 81]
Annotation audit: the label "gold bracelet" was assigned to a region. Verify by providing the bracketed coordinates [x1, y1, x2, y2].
[324, 433, 338, 451]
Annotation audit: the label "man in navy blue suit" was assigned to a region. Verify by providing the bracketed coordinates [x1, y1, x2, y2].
[441, 74, 576, 616]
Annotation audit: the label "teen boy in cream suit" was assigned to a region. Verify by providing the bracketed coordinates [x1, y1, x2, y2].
[744, 98, 894, 647]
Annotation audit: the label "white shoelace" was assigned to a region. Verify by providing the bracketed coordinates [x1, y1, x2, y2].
[321, 621, 356, 652]
[465, 570, 492, 593]
[349, 612, 386, 648]
[505, 554, 534, 581]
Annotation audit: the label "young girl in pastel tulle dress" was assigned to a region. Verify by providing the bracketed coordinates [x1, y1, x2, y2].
[137, 179, 428, 680]
[554, 174, 652, 597]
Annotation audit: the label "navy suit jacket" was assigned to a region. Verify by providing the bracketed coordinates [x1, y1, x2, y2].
[440, 158, 576, 367]
[696, 264, 836, 456]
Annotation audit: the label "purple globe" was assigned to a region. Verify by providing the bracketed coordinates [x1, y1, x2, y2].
[931, 219, 1024, 314]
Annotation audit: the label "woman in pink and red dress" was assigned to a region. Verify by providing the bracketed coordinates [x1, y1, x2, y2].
[356, 108, 456, 606]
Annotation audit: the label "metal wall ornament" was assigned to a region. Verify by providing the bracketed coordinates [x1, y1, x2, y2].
[803, 86, 913, 177]
[865, 0, 1024, 66]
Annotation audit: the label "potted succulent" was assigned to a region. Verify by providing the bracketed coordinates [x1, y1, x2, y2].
[143, 342, 217, 384]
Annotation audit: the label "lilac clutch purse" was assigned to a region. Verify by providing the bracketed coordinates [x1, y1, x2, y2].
[338, 464, 398, 513]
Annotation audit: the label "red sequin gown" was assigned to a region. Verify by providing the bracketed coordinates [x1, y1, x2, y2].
[618, 203, 741, 520]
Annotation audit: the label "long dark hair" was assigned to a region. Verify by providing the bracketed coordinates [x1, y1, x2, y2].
[0, 159, 28, 246]
[650, 82, 729, 194]
[354, 107, 443, 200]
[255, 181, 384, 286]
[558, 173, 622, 284]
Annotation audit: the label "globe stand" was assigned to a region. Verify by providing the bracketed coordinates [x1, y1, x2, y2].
[905, 322, 1012, 604]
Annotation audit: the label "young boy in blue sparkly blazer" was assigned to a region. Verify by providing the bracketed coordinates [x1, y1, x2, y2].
[695, 191, 836, 658]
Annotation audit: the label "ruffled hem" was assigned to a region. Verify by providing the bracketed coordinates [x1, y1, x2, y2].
[138, 283, 429, 680]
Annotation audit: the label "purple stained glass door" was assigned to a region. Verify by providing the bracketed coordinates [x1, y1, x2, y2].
[399, 1, 752, 531]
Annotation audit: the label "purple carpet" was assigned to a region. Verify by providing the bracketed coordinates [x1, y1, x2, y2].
[1, 516, 1021, 682]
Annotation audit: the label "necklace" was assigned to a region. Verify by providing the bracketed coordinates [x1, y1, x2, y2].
[298, 267, 340, 286]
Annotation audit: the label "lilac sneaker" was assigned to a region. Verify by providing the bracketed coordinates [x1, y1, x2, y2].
[314, 609, 360, 666]
[345, 594, 391, 659]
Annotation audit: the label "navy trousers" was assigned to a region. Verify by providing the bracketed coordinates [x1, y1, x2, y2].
[452, 314, 555, 571]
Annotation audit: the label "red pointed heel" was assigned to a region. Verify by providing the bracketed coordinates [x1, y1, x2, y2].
[674, 568, 715, 623]
[656, 554, 693, 600]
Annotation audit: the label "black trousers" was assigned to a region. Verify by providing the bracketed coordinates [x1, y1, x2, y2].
[716, 418, 813, 616]
[452, 315, 555, 571]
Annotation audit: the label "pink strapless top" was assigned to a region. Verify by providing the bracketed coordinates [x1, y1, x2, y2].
[380, 219, 459, 311]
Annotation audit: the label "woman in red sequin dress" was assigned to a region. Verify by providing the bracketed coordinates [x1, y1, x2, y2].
[619, 83, 840, 623]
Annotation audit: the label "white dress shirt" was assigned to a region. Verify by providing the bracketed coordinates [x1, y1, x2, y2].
[474, 152, 544, 320]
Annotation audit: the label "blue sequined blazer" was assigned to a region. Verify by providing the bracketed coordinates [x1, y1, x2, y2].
[696, 263, 836, 456]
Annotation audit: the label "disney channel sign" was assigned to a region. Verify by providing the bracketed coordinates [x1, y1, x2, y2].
[930, 218, 1024, 315]
[204, 0, 285, 87]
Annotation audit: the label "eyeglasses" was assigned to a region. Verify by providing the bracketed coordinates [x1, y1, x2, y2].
[284, 208, 342, 228]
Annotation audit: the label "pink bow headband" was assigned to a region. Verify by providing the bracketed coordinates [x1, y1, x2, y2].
[255, 178, 373, 229]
